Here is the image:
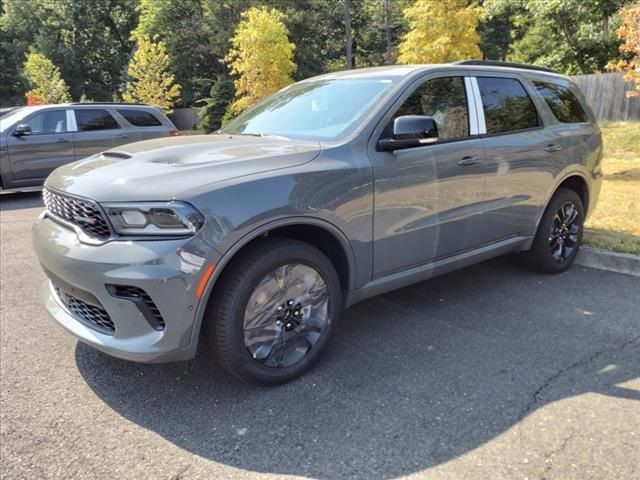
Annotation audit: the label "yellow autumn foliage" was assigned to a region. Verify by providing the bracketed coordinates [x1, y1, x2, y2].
[123, 35, 181, 113]
[397, 0, 483, 64]
[225, 7, 296, 115]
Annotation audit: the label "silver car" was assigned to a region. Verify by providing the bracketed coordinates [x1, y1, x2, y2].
[32, 62, 602, 385]
[0, 103, 177, 191]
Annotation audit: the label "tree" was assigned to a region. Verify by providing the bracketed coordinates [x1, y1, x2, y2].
[1, 0, 137, 103]
[608, 1, 640, 97]
[511, 0, 626, 74]
[397, 0, 483, 64]
[23, 52, 72, 104]
[224, 7, 296, 115]
[123, 35, 182, 114]
[344, 0, 354, 69]
[198, 75, 235, 133]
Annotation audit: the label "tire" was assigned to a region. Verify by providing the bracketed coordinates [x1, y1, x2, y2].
[206, 237, 342, 386]
[522, 187, 585, 273]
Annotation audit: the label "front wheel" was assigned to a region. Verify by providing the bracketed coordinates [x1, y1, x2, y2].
[522, 187, 585, 273]
[206, 237, 342, 386]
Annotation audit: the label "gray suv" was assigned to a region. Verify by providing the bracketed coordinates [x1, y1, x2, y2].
[32, 62, 602, 385]
[0, 103, 177, 190]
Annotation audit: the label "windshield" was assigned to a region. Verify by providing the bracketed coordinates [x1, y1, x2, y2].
[221, 78, 397, 140]
[0, 108, 29, 133]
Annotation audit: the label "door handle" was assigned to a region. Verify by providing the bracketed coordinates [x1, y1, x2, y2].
[458, 156, 482, 166]
[55, 138, 70, 143]
[117, 134, 130, 139]
[545, 144, 563, 153]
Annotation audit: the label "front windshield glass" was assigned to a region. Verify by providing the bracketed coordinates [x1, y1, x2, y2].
[0, 108, 29, 132]
[221, 78, 397, 140]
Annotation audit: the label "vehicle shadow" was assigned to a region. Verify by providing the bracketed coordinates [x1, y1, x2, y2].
[0, 191, 43, 211]
[75, 257, 640, 479]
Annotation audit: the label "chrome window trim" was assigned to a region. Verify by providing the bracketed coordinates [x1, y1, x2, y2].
[468, 77, 487, 134]
[464, 77, 480, 136]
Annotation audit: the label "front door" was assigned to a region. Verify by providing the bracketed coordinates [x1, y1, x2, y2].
[370, 75, 486, 277]
[6, 109, 75, 184]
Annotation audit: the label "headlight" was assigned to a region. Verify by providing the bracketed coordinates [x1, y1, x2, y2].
[102, 201, 204, 236]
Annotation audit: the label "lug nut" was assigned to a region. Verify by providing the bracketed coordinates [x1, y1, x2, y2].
[294, 310, 300, 316]
[276, 320, 282, 327]
[287, 300, 294, 306]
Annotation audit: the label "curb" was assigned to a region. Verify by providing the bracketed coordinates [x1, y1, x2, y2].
[575, 246, 640, 277]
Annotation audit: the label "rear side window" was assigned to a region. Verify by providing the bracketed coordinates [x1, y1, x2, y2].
[75, 109, 120, 131]
[117, 109, 162, 127]
[477, 77, 539, 134]
[533, 81, 588, 123]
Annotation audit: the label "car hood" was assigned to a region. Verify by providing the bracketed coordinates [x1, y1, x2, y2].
[45, 134, 322, 202]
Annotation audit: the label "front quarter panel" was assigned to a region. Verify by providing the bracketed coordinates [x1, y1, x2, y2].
[188, 144, 374, 291]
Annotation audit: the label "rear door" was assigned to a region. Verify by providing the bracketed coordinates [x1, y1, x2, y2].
[72, 108, 125, 159]
[6, 108, 75, 183]
[468, 74, 555, 244]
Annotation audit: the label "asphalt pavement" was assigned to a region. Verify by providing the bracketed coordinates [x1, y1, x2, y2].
[1, 192, 639, 480]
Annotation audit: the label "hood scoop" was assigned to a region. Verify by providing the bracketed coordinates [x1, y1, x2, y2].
[101, 151, 132, 159]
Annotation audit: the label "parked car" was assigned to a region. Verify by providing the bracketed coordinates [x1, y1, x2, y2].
[0, 103, 177, 191]
[33, 61, 602, 385]
[0, 107, 22, 118]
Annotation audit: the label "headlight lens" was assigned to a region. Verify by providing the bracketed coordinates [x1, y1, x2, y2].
[102, 201, 204, 236]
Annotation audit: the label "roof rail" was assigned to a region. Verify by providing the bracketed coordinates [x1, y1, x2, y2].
[69, 102, 148, 106]
[454, 60, 558, 74]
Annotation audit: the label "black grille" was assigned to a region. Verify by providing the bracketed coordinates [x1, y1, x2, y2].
[101, 151, 132, 159]
[54, 286, 115, 335]
[107, 285, 165, 330]
[43, 188, 112, 240]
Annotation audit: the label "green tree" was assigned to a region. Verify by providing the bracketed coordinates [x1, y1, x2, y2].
[511, 0, 626, 74]
[123, 35, 181, 114]
[1, 0, 137, 103]
[397, 0, 483, 64]
[198, 75, 235, 133]
[23, 52, 72, 104]
[225, 6, 296, 115]
[133, 0, 221, 107]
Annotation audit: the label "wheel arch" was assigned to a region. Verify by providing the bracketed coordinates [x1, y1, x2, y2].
[534, 172, 590, 235]
[190, 217, 356, 344]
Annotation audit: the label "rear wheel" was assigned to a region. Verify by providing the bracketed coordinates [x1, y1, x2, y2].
[206, 237, 341, 385]
[522, 187, 584, 273]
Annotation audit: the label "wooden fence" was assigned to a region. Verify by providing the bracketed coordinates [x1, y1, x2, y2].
[170, 72, 639, 130]
[570, 72, 639, 121]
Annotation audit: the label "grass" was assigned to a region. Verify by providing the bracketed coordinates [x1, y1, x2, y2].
[584, 121, 640, 254]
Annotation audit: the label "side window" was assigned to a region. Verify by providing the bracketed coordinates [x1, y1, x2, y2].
[387, 76, 469, 141]
[24, 110, 68, 135]
[117, 109, 162, 127]
[75, 109, 120, 131]
[533, 81, 588, 123]
[476, 77, 539, 134]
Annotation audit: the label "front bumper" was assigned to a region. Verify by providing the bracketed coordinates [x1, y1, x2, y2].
[33, 214, 218, 363]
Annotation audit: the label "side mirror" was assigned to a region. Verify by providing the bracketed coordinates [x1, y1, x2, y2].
[377, 115, 439, 151]
[13, 124, 32, 137]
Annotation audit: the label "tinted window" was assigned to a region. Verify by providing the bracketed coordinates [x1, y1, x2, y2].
[533, 81, 588, 123]
[75, 109, 120, 131]
[117, 109, 162, 127]
[388, 76, 469, 141]
[24, 110, 67, 134]
[477, 77, 539, 134]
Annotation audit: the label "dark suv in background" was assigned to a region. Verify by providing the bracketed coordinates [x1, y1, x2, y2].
[0, 103, 177, 191]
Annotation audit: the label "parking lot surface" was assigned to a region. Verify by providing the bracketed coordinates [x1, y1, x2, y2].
[1, 192, 639, 480]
